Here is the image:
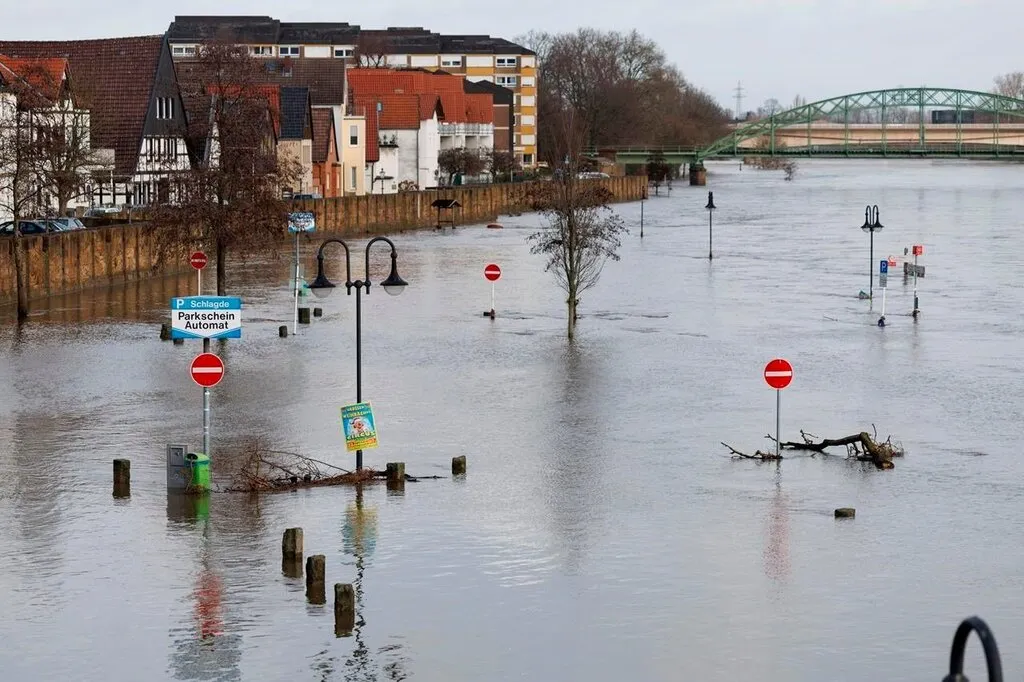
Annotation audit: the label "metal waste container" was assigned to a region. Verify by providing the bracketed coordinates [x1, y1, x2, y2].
[186, 452, 211, 492]
[167, 444, 190, 490]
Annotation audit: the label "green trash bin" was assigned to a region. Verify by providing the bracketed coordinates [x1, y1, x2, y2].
[185, 452, 211, 493]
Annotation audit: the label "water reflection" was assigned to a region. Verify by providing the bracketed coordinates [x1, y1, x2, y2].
[168, 500, 242, 682]
[763, 466, 791, 585]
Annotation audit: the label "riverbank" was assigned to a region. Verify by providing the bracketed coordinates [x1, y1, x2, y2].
[0, 177, 648, 307]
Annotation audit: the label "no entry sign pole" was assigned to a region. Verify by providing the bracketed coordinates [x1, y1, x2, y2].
[191, 351, 225, 456]
[190, 251, 207, 296]
[484, 263, 501, 318]
[764, 358, 794, 458]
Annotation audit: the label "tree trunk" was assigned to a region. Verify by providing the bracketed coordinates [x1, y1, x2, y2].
[216, 238, 227, 295]
[566, 292, 577, 340]
[12, 228, 28, 321]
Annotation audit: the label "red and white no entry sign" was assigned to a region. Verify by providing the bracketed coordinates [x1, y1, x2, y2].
[484, 263, 501, 281]
[764, 358, 793, 390]
[190, 251, 208, 270]
[191, 353, 225, 388]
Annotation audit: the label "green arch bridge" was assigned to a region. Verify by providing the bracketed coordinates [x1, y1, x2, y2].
[585, 87, 1024, 182]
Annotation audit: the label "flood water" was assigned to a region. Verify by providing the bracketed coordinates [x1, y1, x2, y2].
[1, 159, 1023, 681]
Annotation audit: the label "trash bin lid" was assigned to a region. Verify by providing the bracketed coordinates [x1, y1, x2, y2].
[186, 452, 210, 464]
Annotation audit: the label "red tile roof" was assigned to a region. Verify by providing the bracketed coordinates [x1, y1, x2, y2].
[348, 68, 493, 125]
[311, 107, 334, 164]
[0, 37, 166, 177]
[0, 56, 70, 105]
[354, 93, 442, 162]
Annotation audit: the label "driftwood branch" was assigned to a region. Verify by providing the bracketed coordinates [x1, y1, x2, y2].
[723, 429, 905, 469]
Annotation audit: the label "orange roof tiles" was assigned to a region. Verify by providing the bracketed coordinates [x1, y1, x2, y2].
[0, 55, 69, 105]
[348, 68, 493, 126]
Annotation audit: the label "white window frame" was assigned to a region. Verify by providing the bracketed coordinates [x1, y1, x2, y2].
[279, 46, 300, 57]
[172, 45, 197, 57]
[441, 57, 462, 67]
[496, 57, 517, 67]
[350, 166, 357, 189]
[334, 47, 354, 58]
[349, 125, 359, 146]
[496, 76, 517, 87]
[250, 46, 274, 57]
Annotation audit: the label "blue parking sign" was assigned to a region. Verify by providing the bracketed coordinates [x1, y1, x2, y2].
[879, 260, 888, 274]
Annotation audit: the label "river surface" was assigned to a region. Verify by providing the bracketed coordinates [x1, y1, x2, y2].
[1, 159, 1023, 682]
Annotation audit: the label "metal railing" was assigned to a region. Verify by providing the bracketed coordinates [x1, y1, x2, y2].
[943, 616, 1002, 682]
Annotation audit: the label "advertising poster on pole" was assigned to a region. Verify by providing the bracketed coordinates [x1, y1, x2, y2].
[288, 212, 316, 233]
[341, 402, 379, 452]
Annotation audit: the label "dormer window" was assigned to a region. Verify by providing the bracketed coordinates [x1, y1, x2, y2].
[156, 97, 174, 120]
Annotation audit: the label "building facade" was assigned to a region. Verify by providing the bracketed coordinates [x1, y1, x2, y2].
[165, 16, 537, 167]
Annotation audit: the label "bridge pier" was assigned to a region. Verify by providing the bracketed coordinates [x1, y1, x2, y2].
[689, 162, 707, 186]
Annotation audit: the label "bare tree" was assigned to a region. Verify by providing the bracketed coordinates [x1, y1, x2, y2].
[487, 148, 520, 183]
[645, 152, 670, 194]
[152, 43, 299, 295]
[437, 147, 485, 185]
[528, 29, 729, 159]
[994, 72, 1024, 100]
[354, 34, 392, 68]
[523, 111, 627, 339]
[0, 92, 41, 320]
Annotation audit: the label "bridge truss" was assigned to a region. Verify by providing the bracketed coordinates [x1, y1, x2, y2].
[698, 88, 1024, 161]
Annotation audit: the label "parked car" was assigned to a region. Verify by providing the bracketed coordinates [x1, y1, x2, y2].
[291, 193, 323, 200]
[84, 205, 121, 217]
[0, 220, 59, 236]
[42, 217, 87, 231]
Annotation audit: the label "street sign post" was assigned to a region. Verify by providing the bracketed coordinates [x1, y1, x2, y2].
[191, 352, 224, 458]
[288, 213, 316, 335]
[170, 296, 242, 340]
[878, 260, 888, 326]
[911, 244, 923, 317]
[764, 358, 793, 459]
[484, 263, 501, 318]
[190, 251, 207, 295]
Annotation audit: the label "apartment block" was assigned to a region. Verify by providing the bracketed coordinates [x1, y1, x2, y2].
[166, 16, 538, 166]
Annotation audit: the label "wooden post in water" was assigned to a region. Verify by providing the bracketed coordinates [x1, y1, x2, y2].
[834, 508, 856, 519]
[113, 459, 130, 498]
[451, 455, 467, 476]
[282, 528, 303, 561]
[306, 555, 326, 604]
[334, 583, 356, 637]
[386, 462, 405, 483]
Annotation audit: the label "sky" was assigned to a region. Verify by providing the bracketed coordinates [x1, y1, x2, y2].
[5, 0, 1023, 114]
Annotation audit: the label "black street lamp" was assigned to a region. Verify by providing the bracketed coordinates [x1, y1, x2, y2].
[860, 205, 883, 300]
[705, 191, 716, 260]
[309, 237, 409, 471]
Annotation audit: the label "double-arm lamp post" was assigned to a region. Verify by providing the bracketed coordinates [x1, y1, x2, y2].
[309, 237, 409, 471]
[860, 205, 883, 300]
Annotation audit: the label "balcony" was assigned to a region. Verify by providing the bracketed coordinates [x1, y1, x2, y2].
[439, 122, 493, 136]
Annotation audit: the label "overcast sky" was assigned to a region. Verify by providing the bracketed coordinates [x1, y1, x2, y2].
[6, 0, 1023, 114]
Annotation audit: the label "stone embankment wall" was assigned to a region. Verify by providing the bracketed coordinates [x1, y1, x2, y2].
[0, 222, 180, 307]
[292, 176, 648, 233]
[0, 177, 648, 307]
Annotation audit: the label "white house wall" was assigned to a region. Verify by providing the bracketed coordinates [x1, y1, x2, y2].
[417, 117, 440, 189]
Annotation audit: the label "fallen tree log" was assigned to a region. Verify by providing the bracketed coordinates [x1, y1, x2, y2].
[722, 427, 905, 469]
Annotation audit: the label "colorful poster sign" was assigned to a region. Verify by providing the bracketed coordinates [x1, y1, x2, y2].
[341, 402, 378, 452]
[288, 212, 316, 233]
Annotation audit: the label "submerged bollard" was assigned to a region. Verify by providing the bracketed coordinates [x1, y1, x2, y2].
[160, 322, 171, 341]
[452, 455, 467, 476]
[113, 459, 131, 498]
[172, 338, 184, 346]
[279, 325, 288, 338]
[282, 527, 303, 561]
[334, 583, 355, 637]
[298, 307, 311, 324]
[313, 307, 323, 318]
[306, 555, 326, 604]
[386, 462, 405, 483]
[834, 508, 856, 519]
